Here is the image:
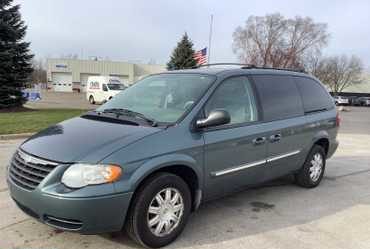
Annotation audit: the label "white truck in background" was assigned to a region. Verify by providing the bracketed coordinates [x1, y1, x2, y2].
[86, 76, 127, 104]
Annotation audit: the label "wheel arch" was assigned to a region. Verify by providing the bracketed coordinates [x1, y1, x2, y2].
[311, 131, 330, 156]
[129, 154, 203, 211]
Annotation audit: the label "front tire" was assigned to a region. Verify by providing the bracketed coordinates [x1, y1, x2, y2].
[125, 173, 191, 248]
[295, 145, 326, 188]
[89, 95, 95, 104]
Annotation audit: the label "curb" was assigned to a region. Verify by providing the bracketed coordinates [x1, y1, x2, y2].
[0, 133, 34, 140]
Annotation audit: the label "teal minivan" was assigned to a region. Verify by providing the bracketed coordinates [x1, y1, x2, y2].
[7, 65, 339, 248]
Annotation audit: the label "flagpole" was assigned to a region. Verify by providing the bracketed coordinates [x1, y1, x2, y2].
[208, 14, 213, 64]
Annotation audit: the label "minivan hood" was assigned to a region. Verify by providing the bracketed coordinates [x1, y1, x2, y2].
[20, 116, 162, 163]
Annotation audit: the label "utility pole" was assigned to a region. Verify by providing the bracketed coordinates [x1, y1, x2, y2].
[208, 14, 213, 64]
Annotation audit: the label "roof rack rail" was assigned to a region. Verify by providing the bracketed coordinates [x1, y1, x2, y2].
[241, 65, 307, 73]
[194, 63, 256, 68]
[194, 63, 306, 73]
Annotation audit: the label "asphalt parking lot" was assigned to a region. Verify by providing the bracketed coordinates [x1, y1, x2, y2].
[25, 91, 96, 110]
[1, 107, 370, 249]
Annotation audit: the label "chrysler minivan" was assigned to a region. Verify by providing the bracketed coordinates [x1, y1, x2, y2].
[7, 65, 339, 248]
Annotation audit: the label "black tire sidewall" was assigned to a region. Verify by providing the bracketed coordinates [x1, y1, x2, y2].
[132, 173, 191, 248]
[89, 96, 94, 104]
[300, 145, 326, 187]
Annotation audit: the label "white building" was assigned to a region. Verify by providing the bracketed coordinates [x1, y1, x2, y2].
[47, 58, 165, 92]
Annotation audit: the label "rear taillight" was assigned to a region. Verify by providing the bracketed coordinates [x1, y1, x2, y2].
[336, 112, 341, 127]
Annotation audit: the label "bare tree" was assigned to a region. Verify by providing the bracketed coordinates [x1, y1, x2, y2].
[31, 58, 47, 85]
[312, 55, 363, 94]
[232, 13, 329, 68]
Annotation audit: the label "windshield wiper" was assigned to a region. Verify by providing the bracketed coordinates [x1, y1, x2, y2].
[101, 108, 158, 127]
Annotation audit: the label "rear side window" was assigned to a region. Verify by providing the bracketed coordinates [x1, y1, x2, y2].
[294, 77, 334, 113]
[253, 75, 303, 121]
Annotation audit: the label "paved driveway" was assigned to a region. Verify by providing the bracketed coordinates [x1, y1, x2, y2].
[1, 107, 370, 249]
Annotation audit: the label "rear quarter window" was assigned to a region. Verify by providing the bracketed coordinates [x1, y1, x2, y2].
[252, 75, 304, 122]
[294, 77, 334, 113]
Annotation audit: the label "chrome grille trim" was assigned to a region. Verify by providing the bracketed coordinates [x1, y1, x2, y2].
[9, 150, 59, 191]
[17, 150, 58, 166]
[9, 167, 42, 183]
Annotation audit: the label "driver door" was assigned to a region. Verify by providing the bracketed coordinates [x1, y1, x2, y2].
[202, 76, 269, 200]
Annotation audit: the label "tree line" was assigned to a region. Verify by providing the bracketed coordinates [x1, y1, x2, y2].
[168, 13, 365, 95]
[232, 13, 364, 93]
[0, 0, 366, 109]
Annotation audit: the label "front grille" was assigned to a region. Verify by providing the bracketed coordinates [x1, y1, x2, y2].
[9, 150, 58, 191]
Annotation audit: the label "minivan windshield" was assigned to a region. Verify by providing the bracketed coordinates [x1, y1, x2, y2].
[108, 83, 126, 90]
[97, 74, 215, 123]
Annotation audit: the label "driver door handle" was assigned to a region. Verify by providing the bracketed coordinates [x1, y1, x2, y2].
[269, 134, 282, 143]
[252, 137, 266, 146]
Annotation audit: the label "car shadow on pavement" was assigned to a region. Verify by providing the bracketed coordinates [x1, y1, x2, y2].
[99, 155, 370, 248]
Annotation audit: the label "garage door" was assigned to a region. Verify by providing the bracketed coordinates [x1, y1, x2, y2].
[52, 73, 73, 92]
[80, 73, 100, 92]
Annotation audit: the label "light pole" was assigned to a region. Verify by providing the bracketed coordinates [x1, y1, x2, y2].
[208, 14, 213, 64]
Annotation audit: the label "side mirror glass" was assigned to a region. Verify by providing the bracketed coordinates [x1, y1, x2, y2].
[196, 109, 231, 129]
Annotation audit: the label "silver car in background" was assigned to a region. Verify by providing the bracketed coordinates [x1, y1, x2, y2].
[334, 96, 349, 106]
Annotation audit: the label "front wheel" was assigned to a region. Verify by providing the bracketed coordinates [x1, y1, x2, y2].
[295, 145, 326, 188]
[89, 95, 95, 104]
[125, 173, 191, 248]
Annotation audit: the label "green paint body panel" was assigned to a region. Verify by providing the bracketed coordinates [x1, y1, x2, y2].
[7, 68, 339, 234]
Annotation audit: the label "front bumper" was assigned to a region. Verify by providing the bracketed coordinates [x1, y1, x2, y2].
[7, 174, 133, 234]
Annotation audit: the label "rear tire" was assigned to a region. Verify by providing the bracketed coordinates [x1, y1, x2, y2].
[295, 145, 326, 188]
[89, 96, 95, 104]
[125, 173, 191, 248]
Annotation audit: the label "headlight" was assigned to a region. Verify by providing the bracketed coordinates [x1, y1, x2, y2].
[61, 164, 122, 188]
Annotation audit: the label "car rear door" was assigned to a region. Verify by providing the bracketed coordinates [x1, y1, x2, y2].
[252, 75, 308, 180]
[202, 76, 269, 200]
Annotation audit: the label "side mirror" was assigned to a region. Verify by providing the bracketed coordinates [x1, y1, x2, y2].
[196, 110, 231, 129]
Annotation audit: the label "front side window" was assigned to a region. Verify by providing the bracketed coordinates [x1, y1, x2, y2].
[97, 74, 215, 123]
[205, 76, 258, 125]
[108, 84, 126, 90]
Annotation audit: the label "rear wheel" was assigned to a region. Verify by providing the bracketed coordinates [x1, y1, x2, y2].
[295, 145, 326, 188]
[125, 173, 191, 248]
[89, 95, 95, 104]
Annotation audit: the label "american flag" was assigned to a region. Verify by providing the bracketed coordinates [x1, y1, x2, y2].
[194, 47, 207, 65]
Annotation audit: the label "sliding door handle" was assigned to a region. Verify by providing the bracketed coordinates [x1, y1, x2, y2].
[269, 134, 282, 143]
[252, 137, 266, 145]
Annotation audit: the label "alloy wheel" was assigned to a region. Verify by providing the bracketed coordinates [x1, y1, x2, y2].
[147, 187, 184, 237]
[309, 153, 323, 182]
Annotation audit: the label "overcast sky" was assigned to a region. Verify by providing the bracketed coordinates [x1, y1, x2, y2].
[15, 0, 370, 67]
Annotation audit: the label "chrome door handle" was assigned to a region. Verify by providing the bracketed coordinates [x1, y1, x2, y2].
[252, 137, 266, 145]
[269, 134, 282, 143]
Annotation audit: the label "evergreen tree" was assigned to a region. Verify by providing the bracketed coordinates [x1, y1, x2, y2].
[167, 33, 197, 70]
[0, 0, 33, 109]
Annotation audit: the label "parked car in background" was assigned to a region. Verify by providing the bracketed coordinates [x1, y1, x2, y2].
[86, 76, 127, 104]
[346, 96, 359, 106]
[353, 97, 370, 106]
[7, 65, 339, 248]
[333, 96, 349, 106]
